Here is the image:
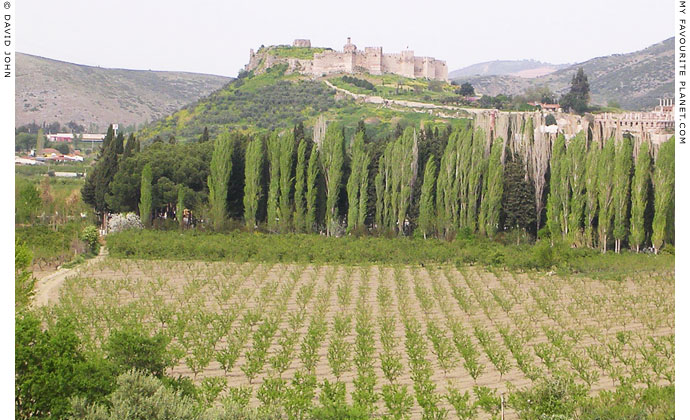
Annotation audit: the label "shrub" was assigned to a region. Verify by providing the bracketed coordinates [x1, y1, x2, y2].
[80, 225, 100, 254]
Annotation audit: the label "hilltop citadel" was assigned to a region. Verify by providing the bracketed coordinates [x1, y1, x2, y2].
[246, 38, 448, 81]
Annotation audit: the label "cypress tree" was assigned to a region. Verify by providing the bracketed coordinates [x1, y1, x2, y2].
[630, 142, 652, 252]
[243, 138, 263, 230]
[652, 139, 675, 253]
[114, 132, 125, 155]
[479, 138, 504, 238]
[279, 131, 295, 232]
[139, 163, 153, 227]
[293, 139, 307, 233]
[36, 128, 45, 152]
[123, 134, 136, 159]
[81, 124, 118, 227]
[567, 132, 587, 245]
[321, 123, 345, 236]
[306, 145, 320, 232]
[584, 144, 599, 248]
[418, 155, 437, 239]
[199, 127, 210, 143]
[597, 137, 616, 252]
[612, 136, 633, 253]
[546, 134, 566, 242]
[208, 132, 234, 231]
[266, 132, 281, 232]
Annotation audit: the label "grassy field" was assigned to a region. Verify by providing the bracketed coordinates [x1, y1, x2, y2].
[46, 252, 673, 419]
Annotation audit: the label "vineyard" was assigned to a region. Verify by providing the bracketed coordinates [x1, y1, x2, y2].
[42, 258, 674, 419]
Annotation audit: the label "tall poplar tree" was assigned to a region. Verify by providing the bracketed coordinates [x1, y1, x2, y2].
[207, 132, 234, 231]
[279, 132, 295, 232]
[597, 137, 616, 252]
[466, 128, 487, 232]
[375, 160, 385, 230]
[567, 132, 586, 245]
[139, 163, 153, 227]
[652, 139, 675, 253]
[479, 138, 503, 238]
[612, 136, 633, 253]
[630, 141, 652, 252]
[418, 156, 437, 239]
[306, 145, 320, 232]
[436, 132, 457, 238]
[293, 139, 308, 233]
[321, 124, 345, 236]
[357, 149, 370, 229]
[266, 132, 281, 232]
[243, 137, 263, 229]
[346, 132, 367, 233]
[584, 144, 600, 248]
[546, 134, 566, 242]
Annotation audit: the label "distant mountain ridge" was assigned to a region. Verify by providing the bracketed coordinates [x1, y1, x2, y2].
[450, 38, 674, 110]
[449, 59, 569, 79]
[16, 53, 232, 130]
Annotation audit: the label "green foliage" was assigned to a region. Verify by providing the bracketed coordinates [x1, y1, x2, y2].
[16, 181, 41, 223]
[279, 131, 295, 232]
[16, 221, 88, 263]
[479, 137, 503, 238]
[16, 312, 115, 420]
[418, 156, 437, 239]
[208, 132, 234, 231]
[312, 380, 368, 420]
[566, 132, 587, 245]
[139, 163, 153, 227]
[458, 82, 475, 96]
[321, 124, 345, 235]
[546, 134, 568, 241]
[346, 131, 370, 233]
[293, 139, 308, 233]
[306, 145, 320, 232]
[597, 138, 616, 252]
[509, 375, 588, 419]
[267, 132, 281, 232]
[652, 138, 674, 252]
[560, 67, 590, 114]
[15, 240, 35, 309]
[82, 125, 119, 215]
[630, 142, 652, 251]
[80, 226, 100, 254]
[104, 327, 171, 377]
[612, 137, 633, 252]
[341, 75, 376, 91]
[502, 151, 536, 235]
[243, 138, 263, 229]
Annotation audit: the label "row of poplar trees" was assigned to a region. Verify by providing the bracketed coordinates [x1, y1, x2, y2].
[198, 121, 674, 253]
[547, 132, 674, 253]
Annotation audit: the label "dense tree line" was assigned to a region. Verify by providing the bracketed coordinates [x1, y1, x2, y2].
[86, 120, 674, 252]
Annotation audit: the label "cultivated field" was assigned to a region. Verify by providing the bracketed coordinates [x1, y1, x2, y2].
[44, 258, 674, 419]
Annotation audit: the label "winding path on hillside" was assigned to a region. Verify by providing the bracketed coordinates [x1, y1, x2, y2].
[321, 79, 482, 117]
[32, 246, 108, 307]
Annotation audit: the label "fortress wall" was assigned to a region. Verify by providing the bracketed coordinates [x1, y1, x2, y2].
[434, 61, 448, 81]
[313, 51, 354, 75]
[364, 47, 383, 75]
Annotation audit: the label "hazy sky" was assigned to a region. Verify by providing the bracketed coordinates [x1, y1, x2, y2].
[18, 0, 674, 77]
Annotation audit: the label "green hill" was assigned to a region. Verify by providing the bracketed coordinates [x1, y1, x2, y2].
[136, 64, 462, 144]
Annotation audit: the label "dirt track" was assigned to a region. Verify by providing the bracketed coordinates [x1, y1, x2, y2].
[32, 246, 108, 307]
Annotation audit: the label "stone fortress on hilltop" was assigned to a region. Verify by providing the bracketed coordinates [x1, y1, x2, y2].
[246, 38, 448, 82]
